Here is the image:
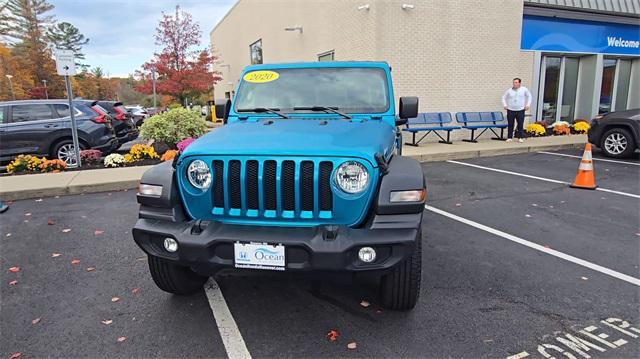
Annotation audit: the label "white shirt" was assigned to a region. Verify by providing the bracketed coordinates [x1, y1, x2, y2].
[502, 86, 532, 111]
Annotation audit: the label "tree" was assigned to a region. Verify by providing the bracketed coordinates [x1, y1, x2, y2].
[136, 6, 221, 104]
[0, 0, 64, 98]
[46, 21, 89, 67]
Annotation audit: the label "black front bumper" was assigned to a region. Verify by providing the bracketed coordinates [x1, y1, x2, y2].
[132, 214, 421, 276]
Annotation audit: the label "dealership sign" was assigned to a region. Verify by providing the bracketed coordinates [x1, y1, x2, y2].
[521, 15, 640, 55]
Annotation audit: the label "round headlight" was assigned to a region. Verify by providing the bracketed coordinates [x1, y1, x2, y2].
[187, 160, 211, 190]
[334, 161, 369, 194]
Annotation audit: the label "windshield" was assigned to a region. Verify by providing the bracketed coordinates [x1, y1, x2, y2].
[234, 67, 390, 114]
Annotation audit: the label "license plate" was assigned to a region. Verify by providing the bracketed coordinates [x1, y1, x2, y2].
[234, 242, 285, 271]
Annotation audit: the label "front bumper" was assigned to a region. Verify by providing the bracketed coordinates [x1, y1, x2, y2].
[132, 215, 421, 276]
[587, 121, 601, 146]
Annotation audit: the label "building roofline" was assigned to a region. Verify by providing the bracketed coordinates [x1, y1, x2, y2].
[209, 0, 242, 37]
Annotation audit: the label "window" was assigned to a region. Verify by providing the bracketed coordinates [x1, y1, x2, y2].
[235, 67, 390, 114]
[53, 104, 71, 118]
[318, 51, 334, 62]
[250, 39, 263, 65]
[11, 104, 53, 123]
[0, 106, 6, 124]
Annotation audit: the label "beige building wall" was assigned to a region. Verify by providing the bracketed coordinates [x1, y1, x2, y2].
[211, 0, 535, 140]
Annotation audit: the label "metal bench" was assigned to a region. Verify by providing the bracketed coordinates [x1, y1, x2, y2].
[402, 112, 460, 146]
[455, 111, 507, 143]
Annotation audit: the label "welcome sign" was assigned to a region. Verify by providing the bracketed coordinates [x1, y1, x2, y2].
[521, 15, 640, 55]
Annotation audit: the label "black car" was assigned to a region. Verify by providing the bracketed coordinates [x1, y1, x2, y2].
[588, 109, 640, 158]
[0, 100, 118, 166]
[95, 101, 139, 148]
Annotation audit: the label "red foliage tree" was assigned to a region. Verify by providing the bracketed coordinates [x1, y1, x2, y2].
[137, 6, 221, 105]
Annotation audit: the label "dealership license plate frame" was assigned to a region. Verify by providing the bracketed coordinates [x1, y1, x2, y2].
[234, 242, 286, 271]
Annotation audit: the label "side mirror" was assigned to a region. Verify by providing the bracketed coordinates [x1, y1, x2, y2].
[215, 98, 231, 124]
[397, 96, 418, 126]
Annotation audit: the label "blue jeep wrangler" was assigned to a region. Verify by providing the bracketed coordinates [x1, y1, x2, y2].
[133, 61, 426, 310]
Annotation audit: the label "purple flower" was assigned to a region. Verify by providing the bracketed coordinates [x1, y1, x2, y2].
[177, 137, 195, 152]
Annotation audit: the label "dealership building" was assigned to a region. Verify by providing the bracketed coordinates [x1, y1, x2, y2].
[210, 0, 640, 139]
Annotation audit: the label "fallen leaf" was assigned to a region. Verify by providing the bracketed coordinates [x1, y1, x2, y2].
[86, 267, 96, 272]
[54, 195, 60, 198]
[131, 287, 140, 295]
[101, 319, 113, 325]
[10, 352, 21, 359]
[35, 199, 43, 202]
[531, 203, 538, 207]
[326, 329, 339, 342]
[123, 189, 128, 192]
[525, 214, 531, 218]
[51, 253, 61, 258]
[544, 244, 551, 249]
[581, 276, 588, 281]
[347, 341, 357, 350]
[455, 203, 461, 207]
[359, 300, 370, 308]
[375, 309, 383, 314]
[62, 228, 71, 233]
[94, 230, 104, 235]
[6, 233, 11, 237]
[24, 213, 31, 216]
[549, 205, 554, 209]
[23, 220, 29, 223]
[111, 297, 120, 302]
[31, 317, 41, 325]
[71, 259, 80, 265]
[136, 257, 146, 261]
[108, 193, 112, 196]
[47, 219, 55, 225]
[117, 336, 127, 342]
[8, 267, 20, 273]
[9, 280, 18, 285]
[81, 215, 87, 219]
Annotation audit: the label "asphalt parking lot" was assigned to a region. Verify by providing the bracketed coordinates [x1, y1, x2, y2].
[1, 148, 639, 358]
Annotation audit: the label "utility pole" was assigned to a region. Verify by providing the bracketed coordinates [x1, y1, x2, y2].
[151, 66, 157, 108]
[42, 79, 48, 99]
[5, 75, 15, 100]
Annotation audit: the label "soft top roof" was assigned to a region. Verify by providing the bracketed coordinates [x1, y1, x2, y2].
[242, 61, 391, 73]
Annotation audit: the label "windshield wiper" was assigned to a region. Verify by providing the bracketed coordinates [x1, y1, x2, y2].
[236, 107, 289, 119]
[293, 106, 351, 119]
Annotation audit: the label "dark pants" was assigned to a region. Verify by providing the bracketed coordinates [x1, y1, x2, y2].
[507, 109, 525, 139]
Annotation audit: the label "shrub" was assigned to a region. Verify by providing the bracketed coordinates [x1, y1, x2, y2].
[177, 137, 195, 152]
[161, 149, 178, 162]
[525, 123, 546, 137]
[572, 121, 590, 134]
[104, 153, 126, 167]
[139, 108, 208, 147]
[80, 150, 102, 165]
[6, 155, 44, 174]
[553, 124, 571, 135]
[40, 159, 67, 173]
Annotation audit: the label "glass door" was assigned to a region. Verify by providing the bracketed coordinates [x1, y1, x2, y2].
[599, 59, 617, 114]
[537, 55, 580, 124]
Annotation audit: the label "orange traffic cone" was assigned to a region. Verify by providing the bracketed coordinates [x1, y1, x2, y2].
[570, 143, 597, 190]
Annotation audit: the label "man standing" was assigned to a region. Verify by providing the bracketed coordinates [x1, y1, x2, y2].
[502, 78, 531, 143]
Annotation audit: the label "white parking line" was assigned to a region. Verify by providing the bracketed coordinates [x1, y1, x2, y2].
[538, 151, 640, 166]
[425, 205, 640, 287]
[447, 160, 640, 199]
[204, 278, 252, 359]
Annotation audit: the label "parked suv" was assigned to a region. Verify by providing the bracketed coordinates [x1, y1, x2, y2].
[588, 109, 639, 158]
[96, 101, 139, 146]
[0, 100, 117, 166]
[133, 62, 426, 310]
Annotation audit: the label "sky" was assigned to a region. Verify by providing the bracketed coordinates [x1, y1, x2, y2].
[51, 0, 236, 78]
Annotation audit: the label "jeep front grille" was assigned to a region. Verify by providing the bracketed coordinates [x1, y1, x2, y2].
[209, 158, 334, 219]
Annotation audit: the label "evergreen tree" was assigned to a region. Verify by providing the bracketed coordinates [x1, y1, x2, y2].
[46, 21, 89, 67]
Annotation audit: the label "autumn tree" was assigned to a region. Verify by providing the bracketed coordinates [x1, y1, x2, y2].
[136, 5, 221, 105]
[46, 21, 90, 68]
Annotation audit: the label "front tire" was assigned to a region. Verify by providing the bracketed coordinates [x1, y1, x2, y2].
[380, 228, 422, 310]
[148, 255, 207, 295]
[600, 128, 635, 158]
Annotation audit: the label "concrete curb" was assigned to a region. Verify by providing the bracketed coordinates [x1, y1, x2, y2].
[1, 136, 587, 201]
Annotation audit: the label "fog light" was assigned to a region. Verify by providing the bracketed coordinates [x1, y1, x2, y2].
[139, 183, 162, 197]
[358, 247, 376, 263]
[390, 189, 425, 202]
[163, 238, 178, 252]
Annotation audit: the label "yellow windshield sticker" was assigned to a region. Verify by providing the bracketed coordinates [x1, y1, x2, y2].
[243, 70, 279, 83]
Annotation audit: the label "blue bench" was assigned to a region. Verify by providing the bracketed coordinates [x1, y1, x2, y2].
[402, 112, 461, 145]
[455, 111, 507, 143]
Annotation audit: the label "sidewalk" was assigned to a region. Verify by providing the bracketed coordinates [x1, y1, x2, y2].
[0, 135, 587, 201]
